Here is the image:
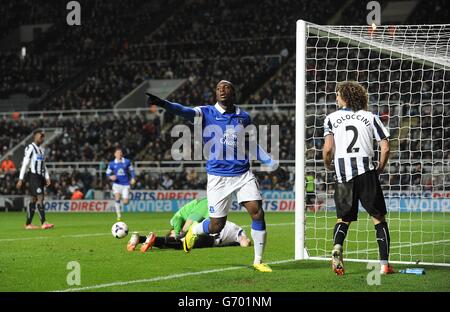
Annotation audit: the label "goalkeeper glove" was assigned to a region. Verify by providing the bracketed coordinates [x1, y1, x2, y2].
[145, 92, 167, 107]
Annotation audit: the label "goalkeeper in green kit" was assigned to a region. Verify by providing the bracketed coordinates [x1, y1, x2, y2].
[127, 198, 251, 252]
[170, 197, 210, 239]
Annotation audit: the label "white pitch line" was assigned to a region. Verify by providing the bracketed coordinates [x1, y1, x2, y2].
[0, 222, 295, 243]
[345, 238, 450, 255]
[0, 229, 164, 243]
[53, 259, 297, 292]
[0, 236, 48, 242]
[41, 237, 450, 291]
[52, 238, 450, 292]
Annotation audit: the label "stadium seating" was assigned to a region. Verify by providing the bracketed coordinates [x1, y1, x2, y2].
[1, 0, 448, 197]
[0, 0, 58, 40]
[0, 0, 172, 103]
[0, 107, 295, 196]
[35, 0, 342, 110]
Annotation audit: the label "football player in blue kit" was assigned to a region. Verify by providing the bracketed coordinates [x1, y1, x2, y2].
[106, 148, 136, 221]
[146, 80, 277, 272]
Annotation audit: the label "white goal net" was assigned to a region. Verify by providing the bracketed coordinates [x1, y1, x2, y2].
[295, 21, 450, 266]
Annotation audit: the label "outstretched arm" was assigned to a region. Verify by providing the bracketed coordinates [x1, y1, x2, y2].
[256, 145, 279, 171]
[246, 123, 278, 171]
[146, 93, 199, 122]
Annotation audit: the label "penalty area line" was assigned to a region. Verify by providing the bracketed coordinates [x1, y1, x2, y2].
[53, 258, 298, 292]
[345, 238, 450, 255]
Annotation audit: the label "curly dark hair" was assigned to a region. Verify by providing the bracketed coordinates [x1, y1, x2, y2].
[336, 81, 368, 111]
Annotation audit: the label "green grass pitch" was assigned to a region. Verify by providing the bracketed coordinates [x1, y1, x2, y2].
[0, 212, 449, 292]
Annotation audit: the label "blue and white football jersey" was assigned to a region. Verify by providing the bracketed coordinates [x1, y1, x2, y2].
[106, 158, 135, 185]
[193, 103, 252, 177]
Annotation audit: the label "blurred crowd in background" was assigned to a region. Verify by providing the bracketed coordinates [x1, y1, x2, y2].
[1, 0, 449, 198]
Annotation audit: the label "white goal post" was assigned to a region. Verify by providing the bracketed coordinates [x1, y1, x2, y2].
[295, 20, 450, 266]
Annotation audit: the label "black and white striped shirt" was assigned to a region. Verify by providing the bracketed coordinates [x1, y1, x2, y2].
[324, 108, 389, 183]
[19, 143, 50, 180]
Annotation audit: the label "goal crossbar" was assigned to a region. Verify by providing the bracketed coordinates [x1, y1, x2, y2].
[308, 23, 450, 69]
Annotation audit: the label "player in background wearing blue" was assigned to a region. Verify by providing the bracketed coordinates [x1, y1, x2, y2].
[106, 148, 136, 221]
[146, 80, 277, 273]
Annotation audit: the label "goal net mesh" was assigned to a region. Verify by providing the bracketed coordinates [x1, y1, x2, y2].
[301, 23, 450, 265]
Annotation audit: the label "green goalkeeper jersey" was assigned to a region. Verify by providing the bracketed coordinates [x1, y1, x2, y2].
[170, 198, 208, 236]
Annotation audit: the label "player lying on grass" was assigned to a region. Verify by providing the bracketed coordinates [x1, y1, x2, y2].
[164, 197, 209, 240]
[127, 221, 251, 252]
[126, 197, 251, 251]
[323, 81, 393, 275]
[127, 197, 208, 252]
[146, 80, 276, 273]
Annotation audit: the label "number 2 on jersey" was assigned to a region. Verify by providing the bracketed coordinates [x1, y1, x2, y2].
[346, 125, 360, 153]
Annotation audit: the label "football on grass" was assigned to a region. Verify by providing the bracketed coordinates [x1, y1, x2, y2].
[111, 222, 128, 239]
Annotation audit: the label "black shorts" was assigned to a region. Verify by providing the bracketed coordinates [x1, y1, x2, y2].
[306, 193, 315, 204]
[334, 170, 387, 222]
[28, 173, 45, 196]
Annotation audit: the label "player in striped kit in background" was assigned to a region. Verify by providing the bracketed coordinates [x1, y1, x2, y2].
[16, 129, 54, 230]
[323, 81, 393, 275]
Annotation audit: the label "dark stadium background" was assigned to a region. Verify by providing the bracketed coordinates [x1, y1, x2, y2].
[1, 0, 448, 201]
